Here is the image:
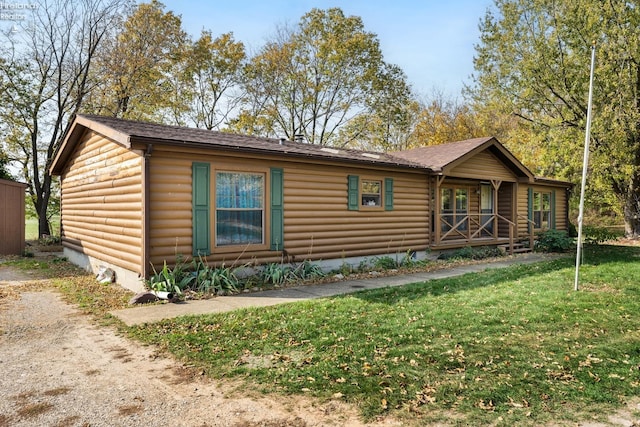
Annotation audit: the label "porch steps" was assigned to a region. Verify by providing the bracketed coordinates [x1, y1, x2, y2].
[498, 242, 533, 255]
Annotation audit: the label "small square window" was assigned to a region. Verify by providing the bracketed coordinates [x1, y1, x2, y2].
[361, 180, 381, 207]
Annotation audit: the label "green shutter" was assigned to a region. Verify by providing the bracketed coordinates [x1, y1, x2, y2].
[192, 162, 210, 256]
[550, 190, 556, 229]
[527, 187, 534, 233]
[348, 175, 359, 211]
[270, 168, 284, 250]
[384, 177, 394, 211]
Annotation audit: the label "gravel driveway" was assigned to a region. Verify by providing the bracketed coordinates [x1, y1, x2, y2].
[0, 266, 394, 427]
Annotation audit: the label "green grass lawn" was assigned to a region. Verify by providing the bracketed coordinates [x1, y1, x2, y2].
[25, 216, 60, 240]
[127, 245, 640, 426]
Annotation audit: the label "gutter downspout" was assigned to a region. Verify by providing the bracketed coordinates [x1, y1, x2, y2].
[142, 144, 153, 282]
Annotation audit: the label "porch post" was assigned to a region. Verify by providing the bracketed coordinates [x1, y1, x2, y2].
[491, 180, 502, 238]
[435, 176, 445, 246]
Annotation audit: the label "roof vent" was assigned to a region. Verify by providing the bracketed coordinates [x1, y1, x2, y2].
[321, 147, 340, 154]
[279, 138, 286, 145]
[294, 134, 305, 143]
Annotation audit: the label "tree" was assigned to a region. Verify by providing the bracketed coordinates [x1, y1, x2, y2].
[85, 0, 188, 121]
[232, 8, 411, 147]
[471, 0, 640, 236]
[410, 90, 483, 147]
[183, 31, 246, 130]
[340, 63, 418, 151]
[0, 0, 128, 237]
[0, 149, 12, 181]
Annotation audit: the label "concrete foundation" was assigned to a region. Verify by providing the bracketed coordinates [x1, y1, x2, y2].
[63, 247, 146, 293]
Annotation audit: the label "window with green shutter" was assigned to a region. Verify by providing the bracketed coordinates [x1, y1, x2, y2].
[347, 175, 394, 211]
[193, 164, 284, 253]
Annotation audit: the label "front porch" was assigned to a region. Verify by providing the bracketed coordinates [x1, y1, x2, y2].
[430, 213, 534, 254]
[432, 178, 534, 255]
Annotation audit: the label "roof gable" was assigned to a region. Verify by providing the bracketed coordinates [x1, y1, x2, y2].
[392, 137, 535, 181]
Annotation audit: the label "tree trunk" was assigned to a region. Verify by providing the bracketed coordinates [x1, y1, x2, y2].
[623, 172, 640, 238]
[37, 173, 52, 238]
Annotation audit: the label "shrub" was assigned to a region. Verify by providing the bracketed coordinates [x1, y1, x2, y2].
[148, 259, 194, 296]
[147, 256, 243, 296]
[399, 250, 428, 269]
[535, 229, 573, 253]
[261, 263, 291, 286]
[438, 246, 503, 261]
[39, 234, 61, 245]
[291, 260, 325, 280]
[193, 257, 241, 295]
[373, 256, 399, 270]
[583, 225, 623, 245]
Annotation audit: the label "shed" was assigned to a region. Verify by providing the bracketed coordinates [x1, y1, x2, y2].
[0, 178, 28, 255]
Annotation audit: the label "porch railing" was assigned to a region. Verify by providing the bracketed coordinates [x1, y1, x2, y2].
[435, 213, 527, 255]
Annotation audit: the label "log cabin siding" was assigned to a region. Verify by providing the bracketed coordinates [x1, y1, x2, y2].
[497, 183, 514, 237]
[283, 164, 430, 261]
[60, 131, 143, 273]
[147, 146, 430, 269]
[554, 187, 568, 230]
[449, 151, 518, 182]
[516, 184, 568, 237]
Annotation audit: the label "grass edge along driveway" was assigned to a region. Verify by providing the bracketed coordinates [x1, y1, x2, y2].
[127, 245, 640, 426]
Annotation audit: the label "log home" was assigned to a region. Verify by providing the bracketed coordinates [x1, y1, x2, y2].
[50, 115, 571, 292]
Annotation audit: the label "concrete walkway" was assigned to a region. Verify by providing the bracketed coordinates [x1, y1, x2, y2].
[111, 253, 561, 326]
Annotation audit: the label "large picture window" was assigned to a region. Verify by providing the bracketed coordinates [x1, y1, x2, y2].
[533, 191, 551, 229]
[215, 172, 264, 246]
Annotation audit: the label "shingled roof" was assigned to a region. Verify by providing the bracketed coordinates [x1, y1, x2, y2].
[50, 114, 426, 175]
[392, 137, 493, 171]
[392, 136, 535, 181]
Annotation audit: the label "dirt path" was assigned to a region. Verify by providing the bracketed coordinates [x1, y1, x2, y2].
[0, 266, 398, 427]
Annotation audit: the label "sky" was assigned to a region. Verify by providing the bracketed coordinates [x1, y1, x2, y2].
[161, 0, 496, 98]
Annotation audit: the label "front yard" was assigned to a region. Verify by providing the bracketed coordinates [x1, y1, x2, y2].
[127, 245, 640, 426]
[5, 244, 640, 426]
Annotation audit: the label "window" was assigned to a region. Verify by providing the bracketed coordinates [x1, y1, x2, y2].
[441, 187, 468, 232]
[193, 164, 283, 255]
[361, 179, 381, 207]
[215, 172, 264, 246]
[347, 176, 393, 211]
[533, 191, 551, 229]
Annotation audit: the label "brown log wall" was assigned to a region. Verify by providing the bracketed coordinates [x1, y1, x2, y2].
[449, 151, 518, 182]
[60, 131, 143, 273]
[517, 184, 568, 238]
[147, 147, 430, 269]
